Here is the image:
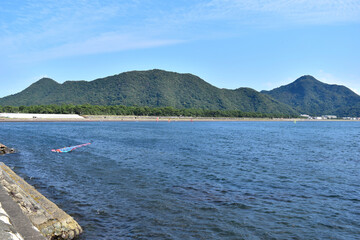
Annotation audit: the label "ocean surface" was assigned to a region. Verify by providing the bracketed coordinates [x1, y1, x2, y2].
[1, 121, 360, 239]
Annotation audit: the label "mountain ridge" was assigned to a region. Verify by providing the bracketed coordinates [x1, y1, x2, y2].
[262, 75, 360, 116]
[1, 70, 359, 116]
[0, 69, 297, 115]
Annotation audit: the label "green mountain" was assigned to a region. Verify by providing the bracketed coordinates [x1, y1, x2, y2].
[0, 69, 297, 115]
[262, 75, 360, 116]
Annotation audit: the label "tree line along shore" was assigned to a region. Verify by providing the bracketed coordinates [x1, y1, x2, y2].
[0, 104, 299, 119]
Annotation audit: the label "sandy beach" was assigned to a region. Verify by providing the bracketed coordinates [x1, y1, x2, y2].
[0, 115, 357, 122]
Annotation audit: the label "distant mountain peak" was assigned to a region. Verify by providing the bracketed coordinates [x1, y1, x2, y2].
[263, 75, 360, 116]
[298, 75, 316, 79]
[33, 77, 59, 85]
[293, 75, 320, 84]
[38, 77, 56, 82]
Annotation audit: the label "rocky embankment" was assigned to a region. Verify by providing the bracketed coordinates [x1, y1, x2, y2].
[0, 163, 82, 239]
[0, 143, 15, 155]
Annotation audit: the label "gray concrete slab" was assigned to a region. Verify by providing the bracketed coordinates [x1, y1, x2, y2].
[0, 184, 46, 240]
[0, 162, 82, 239]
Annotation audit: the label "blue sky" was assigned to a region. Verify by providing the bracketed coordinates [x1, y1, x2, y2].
[1, 0, 360, 98]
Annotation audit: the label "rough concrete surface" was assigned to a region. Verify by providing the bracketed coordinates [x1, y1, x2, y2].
[0, 163, 82, 239]
[0, 187, 45, 240]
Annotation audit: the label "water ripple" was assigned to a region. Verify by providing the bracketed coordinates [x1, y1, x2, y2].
[0, 121, 359, 239]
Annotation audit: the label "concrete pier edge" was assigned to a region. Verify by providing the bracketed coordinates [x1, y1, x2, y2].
[0, 185, 46, 240]
[0, 162, 82, 239]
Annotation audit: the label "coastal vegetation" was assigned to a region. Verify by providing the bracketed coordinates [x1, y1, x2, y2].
[0, 104, 298, 118]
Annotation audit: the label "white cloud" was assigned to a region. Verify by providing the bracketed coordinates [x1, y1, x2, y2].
[13, 33, 183, 62]
[0, 0, 184, 62]
[1, 0, 360, 63]
[198, 0, 360, 24]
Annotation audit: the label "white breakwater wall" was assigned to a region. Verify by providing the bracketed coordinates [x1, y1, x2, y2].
[0, 113, 84, 119]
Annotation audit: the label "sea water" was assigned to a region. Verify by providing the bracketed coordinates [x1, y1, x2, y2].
[1, 121, 360, 239]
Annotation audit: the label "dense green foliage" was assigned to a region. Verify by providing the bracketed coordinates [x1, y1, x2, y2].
[0, 104, 298, 118]
[4, 71, 358, 116]
[0, 69, 297, 115]
[262, 75, 360, 116]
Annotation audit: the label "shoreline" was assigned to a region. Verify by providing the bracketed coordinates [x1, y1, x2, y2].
[0, 115, 359, 122]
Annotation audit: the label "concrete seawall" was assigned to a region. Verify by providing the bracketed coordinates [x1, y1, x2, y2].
[0, 162, 82, 239]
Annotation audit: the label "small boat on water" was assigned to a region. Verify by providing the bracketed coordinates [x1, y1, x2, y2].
[51, 143, 91, 153]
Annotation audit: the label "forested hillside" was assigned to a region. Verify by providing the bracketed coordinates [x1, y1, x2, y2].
[262, 75, 360, 116]
[0, 70, 297, 115]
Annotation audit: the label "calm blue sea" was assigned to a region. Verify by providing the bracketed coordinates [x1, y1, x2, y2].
[1, 121, 360, 239]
